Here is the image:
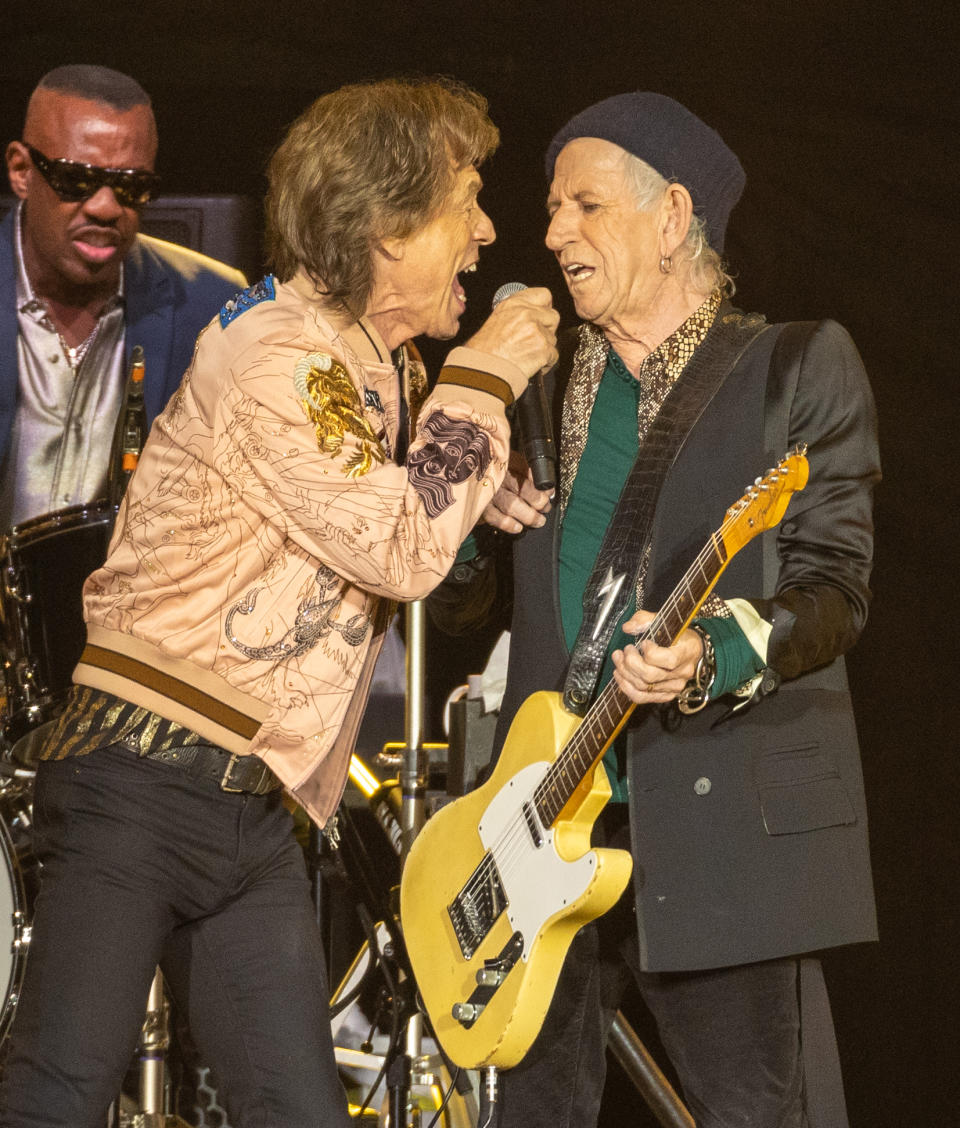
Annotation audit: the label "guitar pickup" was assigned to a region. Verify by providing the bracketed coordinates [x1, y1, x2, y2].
[522, 800, 544, 848]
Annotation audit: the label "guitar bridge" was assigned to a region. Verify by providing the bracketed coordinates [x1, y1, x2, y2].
[447, 855, 507, 959]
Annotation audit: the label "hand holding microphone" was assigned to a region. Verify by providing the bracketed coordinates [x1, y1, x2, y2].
[465, 282, 559, 514]
[465, 282, 558, 384]
[491, 283, 557, 492]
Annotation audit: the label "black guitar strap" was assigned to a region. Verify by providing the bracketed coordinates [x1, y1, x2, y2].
[562, 313, 770, 715]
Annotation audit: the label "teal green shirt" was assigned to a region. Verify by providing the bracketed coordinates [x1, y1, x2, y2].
[558, 351, 763, 800]
[559, 352, 642, 801]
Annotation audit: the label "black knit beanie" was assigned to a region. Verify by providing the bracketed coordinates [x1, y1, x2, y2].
[545, 92, 744, 253]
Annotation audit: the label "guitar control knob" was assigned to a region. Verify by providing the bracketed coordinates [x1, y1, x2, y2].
[452, 1002, 484, 1024]
[476, 968, 505, 987]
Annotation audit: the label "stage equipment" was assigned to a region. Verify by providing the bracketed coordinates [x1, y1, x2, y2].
[118, 970, 192, 1128]
[1, 501, 115, 755]
[608, 1012, 694, 1128]
[0, 773, 36, 1042]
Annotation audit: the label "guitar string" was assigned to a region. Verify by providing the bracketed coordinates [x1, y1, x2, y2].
[453, 470, 791, 913]
[533, 471, 782, 813]
[455, 508, 740, 906]
[454, 500, 747, 906]
[535, 530, 724, 815]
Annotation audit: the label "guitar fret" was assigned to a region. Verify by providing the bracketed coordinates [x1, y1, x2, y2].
[557, 760, 574, 796]
[538, 778, 562, 824]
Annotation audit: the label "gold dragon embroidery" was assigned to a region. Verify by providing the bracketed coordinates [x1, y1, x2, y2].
[293, 352, 385, 477]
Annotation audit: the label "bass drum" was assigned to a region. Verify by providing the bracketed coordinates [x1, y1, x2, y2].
[0, 779, 37, 1043]
[1, 501, 116, 755]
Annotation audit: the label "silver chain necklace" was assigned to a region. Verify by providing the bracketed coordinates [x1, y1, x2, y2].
[20, 296, 105, 375]
[58, 319, 103, 373]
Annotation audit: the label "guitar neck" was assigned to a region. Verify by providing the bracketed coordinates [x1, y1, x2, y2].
[534, 531, 729, 828]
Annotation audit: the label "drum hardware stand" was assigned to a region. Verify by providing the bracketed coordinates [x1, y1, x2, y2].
[608, 1012, 693, 1128]
[137, 969, 172, 1120]
[116, 969, 191, 1128]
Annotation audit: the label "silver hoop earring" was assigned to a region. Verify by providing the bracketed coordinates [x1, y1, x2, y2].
[659, 255, 673, 275]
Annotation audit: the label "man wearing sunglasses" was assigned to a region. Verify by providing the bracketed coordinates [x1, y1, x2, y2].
[0, 64, 246, 530]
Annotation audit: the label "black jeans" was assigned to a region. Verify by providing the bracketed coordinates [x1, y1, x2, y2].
[495, 922, 812, 1128]
[494, 807, 820, 1128]
[0, 744, 351, 1128]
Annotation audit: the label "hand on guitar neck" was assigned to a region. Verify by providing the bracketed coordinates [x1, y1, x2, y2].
[612, 607, 704, 704]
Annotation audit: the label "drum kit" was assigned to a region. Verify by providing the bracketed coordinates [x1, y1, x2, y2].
[0, 500, 116, 1049]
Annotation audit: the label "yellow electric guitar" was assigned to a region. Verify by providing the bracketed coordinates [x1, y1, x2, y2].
[400, 447, 809, 1070]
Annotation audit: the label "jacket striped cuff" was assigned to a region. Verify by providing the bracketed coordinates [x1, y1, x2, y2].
[437, 346, 527, 405]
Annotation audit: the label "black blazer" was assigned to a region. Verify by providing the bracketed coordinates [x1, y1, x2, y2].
[495, 306, 880, 972]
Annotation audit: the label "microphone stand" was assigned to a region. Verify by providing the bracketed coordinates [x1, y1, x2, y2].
[384, 598, 429, 1127]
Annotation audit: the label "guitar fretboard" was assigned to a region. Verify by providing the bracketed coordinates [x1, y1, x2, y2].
[533, 532, 727, 827]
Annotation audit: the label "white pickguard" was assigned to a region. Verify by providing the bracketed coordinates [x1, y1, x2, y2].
[477, 761, 597, 961]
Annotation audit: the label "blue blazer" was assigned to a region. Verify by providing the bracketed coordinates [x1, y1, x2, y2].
[0, 207, 247, 463]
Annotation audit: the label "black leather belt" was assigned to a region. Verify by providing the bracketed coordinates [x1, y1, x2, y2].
[141, 743, 281, 795]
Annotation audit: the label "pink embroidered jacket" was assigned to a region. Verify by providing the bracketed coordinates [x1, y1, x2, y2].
[75, 271, 525, 825]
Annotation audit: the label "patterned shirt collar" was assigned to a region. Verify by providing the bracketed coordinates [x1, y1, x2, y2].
[626, 288, 722, 388]
[559, 290, 722, 515]
[560, 288, 726, 630]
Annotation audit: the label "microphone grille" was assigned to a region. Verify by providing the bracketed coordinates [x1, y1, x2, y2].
[491, 281, 527, 308]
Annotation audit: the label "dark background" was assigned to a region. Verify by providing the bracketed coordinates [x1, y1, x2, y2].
[2, 2, 956, 1124]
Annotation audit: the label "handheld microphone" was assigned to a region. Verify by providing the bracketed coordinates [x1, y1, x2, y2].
[491, 283, 556, 492]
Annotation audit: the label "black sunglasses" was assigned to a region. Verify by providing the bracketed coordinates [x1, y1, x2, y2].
[25, 143, 161, 208]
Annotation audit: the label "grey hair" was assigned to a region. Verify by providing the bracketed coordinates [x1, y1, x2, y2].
[622, 151, 734, 296]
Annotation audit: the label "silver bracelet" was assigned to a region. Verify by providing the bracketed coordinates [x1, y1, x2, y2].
[677, 623, 717, 715]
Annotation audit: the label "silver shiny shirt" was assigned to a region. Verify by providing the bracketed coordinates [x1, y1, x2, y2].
[0, 203, 126, 530]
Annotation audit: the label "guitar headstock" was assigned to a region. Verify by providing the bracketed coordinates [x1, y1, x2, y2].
[720, 445, 810, 556]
